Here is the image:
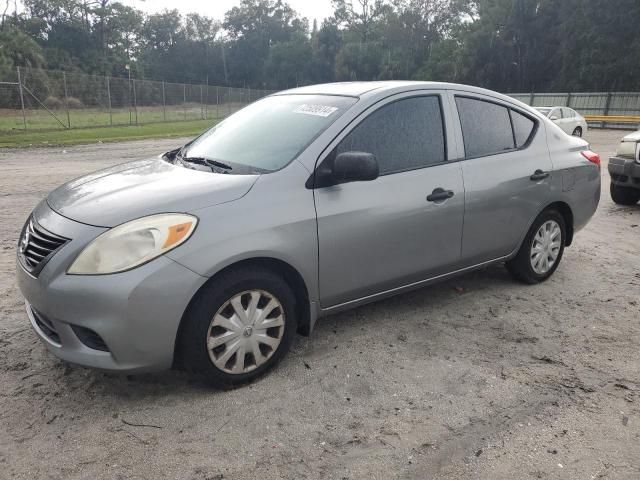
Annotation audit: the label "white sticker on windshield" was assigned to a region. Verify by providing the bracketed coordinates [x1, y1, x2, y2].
[293, 104, 339, 117]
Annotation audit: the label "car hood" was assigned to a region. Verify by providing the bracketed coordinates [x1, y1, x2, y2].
[622, 131, 640, 142]
[47, 158, 259, 227]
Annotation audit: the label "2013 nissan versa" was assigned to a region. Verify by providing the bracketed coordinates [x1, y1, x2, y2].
[17, 81, 601, 386]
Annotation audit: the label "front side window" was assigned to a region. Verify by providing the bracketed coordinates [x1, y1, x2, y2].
[536, 107, 552, 117]
[455, 97, 514, 158]
[562, 108, 575, 118]
[184, 95, 357, 172]
[336, 96, 446, 175]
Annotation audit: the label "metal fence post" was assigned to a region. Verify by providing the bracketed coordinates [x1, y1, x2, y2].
[62, 71, 71, 128]
[16, 66, 27, 130]
[128, 71, 132, 125]
[604, 92, 613, 116]
[204, 81, 209, 120]
[162, 81, 166, 122]
[529, 91, 534, 106]
[183, 83, 187, 120]
[106, 75, 113, 126]
[216, 86, 219, 119]
[132, 78, 138, 124]
[228, 86, 232, 116]
[200, 84, 204, 120]
[566, 92, 572, 108]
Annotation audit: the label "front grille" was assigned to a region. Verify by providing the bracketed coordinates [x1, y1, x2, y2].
[31, 307, 61, 345]
[71, 325, 110, 352]
[18, 218, 69, 276]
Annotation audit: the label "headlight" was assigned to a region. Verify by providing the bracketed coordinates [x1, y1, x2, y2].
[68, 213, 197, 275]
[616, 141, 636, 159]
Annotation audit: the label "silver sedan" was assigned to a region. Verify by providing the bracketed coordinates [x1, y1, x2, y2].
[17, 81, 601, 386]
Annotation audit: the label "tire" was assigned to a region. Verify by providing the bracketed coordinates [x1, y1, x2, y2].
[506, 209, 566, 284]
[177, 266, 297, 387]
[610, 182, 640, 206]
[572, 127, 582, 137]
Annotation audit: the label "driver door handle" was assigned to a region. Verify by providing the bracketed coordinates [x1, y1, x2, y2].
[427, 188, 454, 202]
[530, 169, 550, 181]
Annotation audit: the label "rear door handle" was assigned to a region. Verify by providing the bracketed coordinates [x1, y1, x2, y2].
[530, 170, 550, 181]
[427, 188, 454, 202]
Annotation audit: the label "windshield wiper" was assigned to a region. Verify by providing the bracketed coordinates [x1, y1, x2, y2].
[180, 156, 233, 171]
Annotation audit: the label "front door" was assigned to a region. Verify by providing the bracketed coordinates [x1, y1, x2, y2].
[313, 93, 465, 308]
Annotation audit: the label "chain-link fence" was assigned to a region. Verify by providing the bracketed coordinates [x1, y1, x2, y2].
[4, 69, 640, 133]
[0, 67, 275, 133]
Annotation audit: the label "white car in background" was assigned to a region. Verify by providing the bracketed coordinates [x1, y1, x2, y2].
[536, 107, 588, 137]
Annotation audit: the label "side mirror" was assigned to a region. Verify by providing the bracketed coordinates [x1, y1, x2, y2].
[332, 151, 379, 184]
[308, 150, 379, 188]
[549, 115, 559, 121]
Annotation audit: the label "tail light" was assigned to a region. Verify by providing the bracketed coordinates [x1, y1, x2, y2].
[581, 150, 601, 168]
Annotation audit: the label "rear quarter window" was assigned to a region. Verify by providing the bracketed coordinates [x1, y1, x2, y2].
[510, 110, 536, 147]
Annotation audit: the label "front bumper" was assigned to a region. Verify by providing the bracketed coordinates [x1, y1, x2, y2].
[17, 202, 208, 373]
[608, 156, 640, 189]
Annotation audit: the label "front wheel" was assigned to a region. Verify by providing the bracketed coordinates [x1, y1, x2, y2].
[572, 127, 582, 137]
[177, 266, 297, 387]
[610, 182, 640, 205]
[506, 210, 566, 284]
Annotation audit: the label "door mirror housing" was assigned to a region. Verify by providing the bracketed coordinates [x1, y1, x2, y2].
[309, 151, 379, 188]
[549, 115, 559, 121]
[333, 151, 379, 183]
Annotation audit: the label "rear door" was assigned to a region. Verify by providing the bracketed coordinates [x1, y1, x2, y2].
[450, 93, 552, 266]
[313, 92, 465, 308]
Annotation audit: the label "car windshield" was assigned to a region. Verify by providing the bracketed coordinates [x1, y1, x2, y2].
[182, 94, 357, 172]
[536, 107, 553, 116]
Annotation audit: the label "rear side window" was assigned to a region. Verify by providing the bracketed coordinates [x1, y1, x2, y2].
[455, 97, 514, 158]
[337, 96, 446, 175]
[510, 110, 535, 147]
[455, 96, 537, 158]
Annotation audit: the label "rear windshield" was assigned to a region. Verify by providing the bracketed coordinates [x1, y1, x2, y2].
[184, 95, 357, 172]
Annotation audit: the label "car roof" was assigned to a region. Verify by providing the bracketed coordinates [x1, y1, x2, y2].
[272, 81, 541, 117]
[274, 81, 401, 97]
[274, 81, 513, 99]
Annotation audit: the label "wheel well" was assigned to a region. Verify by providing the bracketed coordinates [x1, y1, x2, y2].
[178, 258, 311, 348]
[546, 201, 574, 246]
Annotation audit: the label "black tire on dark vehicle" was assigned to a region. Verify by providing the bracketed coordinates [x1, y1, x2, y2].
[177, 266, 297, 388]
[506, 209, 566, 285]
[610, 182, 640, 206]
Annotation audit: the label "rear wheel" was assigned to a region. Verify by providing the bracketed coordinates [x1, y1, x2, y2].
[177, 266, 297, 387]
[506, 210, 566, 284]
[572, 127, 582, 137]
[610, 182, 640, 205]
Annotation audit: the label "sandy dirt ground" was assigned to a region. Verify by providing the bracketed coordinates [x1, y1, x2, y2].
[0, 130, 639, 480]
